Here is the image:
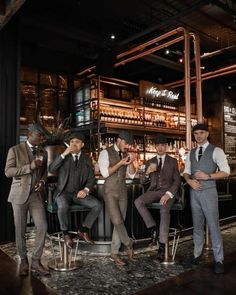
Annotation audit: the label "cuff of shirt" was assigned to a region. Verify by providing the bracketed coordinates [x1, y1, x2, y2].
[61, 154, 65, 159]
[84, 187, 90, 194]
[166, 191, 174, 198]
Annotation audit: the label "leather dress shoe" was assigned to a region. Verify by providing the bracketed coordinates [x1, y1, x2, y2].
[214, 261, 224, 274]
[64, 234, 73, 248]
[31, 260, 50, 276]
[182, 254, 202, 268]
[127, 239, 134, 260]
[77, 230, 95, 244]
[111, 254, 126, 266]
[19, 261, 29, 276]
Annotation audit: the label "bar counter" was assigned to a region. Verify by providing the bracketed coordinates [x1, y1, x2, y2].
[46, 177, 235, 253]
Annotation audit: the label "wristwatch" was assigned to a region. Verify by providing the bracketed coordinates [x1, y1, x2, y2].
[208, 174, 212, 179]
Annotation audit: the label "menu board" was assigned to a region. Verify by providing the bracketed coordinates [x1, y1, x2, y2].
[223, 103, 236, 168]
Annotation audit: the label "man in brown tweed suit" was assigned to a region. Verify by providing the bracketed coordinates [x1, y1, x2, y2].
[5, 123, 49, 276]
[135, 134, 181, 261]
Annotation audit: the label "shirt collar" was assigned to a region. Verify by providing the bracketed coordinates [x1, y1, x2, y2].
[156, 154, 166, 161]
[72, 151, 81, 157]
[197, 141, 209, 149]
[114, 143, 120, 152]
[27, 141, 36, 149]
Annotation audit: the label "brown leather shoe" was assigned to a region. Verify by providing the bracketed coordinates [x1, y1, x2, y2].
[111, 254, 126, 266]
[77, 230, 95, 244]
[31, 260, 50, 276]
[19, 261, 29, 276]
[64, 234, 73, 248]
[127, 239, 134, 260]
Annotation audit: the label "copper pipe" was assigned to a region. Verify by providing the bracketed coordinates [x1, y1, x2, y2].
[184, 30, 192, 149]
[166, 64, 236, 88]
[190, 33, 202, 122]
[115, 36, 184, 67]
[117, 27, 187, 59]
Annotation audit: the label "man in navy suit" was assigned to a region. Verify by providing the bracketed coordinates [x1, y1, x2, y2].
[49, 132, 102, 248]
[135, 134, 181, 260]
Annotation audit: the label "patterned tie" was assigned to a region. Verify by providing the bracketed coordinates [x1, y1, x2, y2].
[198, 146, 203, 161]
[74, 155, 78, 167]
[31, 146, 37, 156]
[158, 157, 162, 171]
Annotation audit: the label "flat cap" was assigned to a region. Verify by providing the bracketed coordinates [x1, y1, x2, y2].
[118, 130, 133, 145]
[28, 123, 45, 134]
[155, 134, 168, 144]
[192, 123, 208, 132]
[67, 132, 85, 142]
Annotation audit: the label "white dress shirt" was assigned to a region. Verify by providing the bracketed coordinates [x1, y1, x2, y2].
[98, 144, 136, 179]
[184, 141, 230, 175]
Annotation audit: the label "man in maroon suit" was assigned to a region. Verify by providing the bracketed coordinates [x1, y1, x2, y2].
[135, 134, 181, 260]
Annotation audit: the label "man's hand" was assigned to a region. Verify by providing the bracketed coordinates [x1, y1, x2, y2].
[145, 163, 157, 175]
[194, 170, 209, 180]
[160, 194, 170, 205]
[187, 179, 201, 190]
[34, 181, 44, 192]
[77, 189, 88, 199]
[30, 159, 43, 170]
[62, 146, 76, 157]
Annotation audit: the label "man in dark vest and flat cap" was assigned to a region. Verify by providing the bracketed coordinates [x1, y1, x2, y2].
[5, 123, 49, 276]
[98, 130, 136, 266]
[183, 123, 230, 274]
[135, 134, 181, 261]
[49, 132, 102, 248]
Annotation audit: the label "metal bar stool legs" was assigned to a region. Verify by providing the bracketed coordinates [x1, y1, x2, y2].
[161, 229, 180, 265]
[48, 232, 80, 271]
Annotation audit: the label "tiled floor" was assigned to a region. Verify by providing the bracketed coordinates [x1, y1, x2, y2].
[1, 223, 236, 295]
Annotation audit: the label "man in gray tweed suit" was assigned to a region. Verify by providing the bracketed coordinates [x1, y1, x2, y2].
[183, 123, 230, 274]
[5, 123, 49, 276]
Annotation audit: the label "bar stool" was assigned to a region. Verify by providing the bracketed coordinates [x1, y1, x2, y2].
[46, 183, 91, 271]
[48, 231, 80, 271]
[146, 182, 186, 265]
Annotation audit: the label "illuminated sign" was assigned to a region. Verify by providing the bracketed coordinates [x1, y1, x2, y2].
[146, 87, 179, 100]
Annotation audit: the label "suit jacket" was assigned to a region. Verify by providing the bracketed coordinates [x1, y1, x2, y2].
[48, 152, 95, 196]
[140, 154, 181, 198]
[5, 142, 48, 204]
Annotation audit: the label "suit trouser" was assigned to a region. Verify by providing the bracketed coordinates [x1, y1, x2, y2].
[11, 192, 47, 261]
[190, 187, 224, 262]
[103, 189, 130, 254]
[56, 192, 102, 231]
[135, 190, 175, 244]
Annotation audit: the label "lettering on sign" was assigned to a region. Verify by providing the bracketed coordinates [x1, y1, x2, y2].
[146, 87, 179, 100]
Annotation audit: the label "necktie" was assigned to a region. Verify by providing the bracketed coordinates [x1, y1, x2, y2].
[74, 155, 78, 167]
[32, 146, 37, 156]
[118, 151, 122, 159]
[158, 157, 162, 170]
[198, 146, 203, 161]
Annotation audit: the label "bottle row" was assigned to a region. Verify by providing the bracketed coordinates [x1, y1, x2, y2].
[93, 105, 197, 129]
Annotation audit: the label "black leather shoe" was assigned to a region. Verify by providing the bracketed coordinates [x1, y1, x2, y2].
[182, 254, 202, 268]
[214, 262, 224, 274]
